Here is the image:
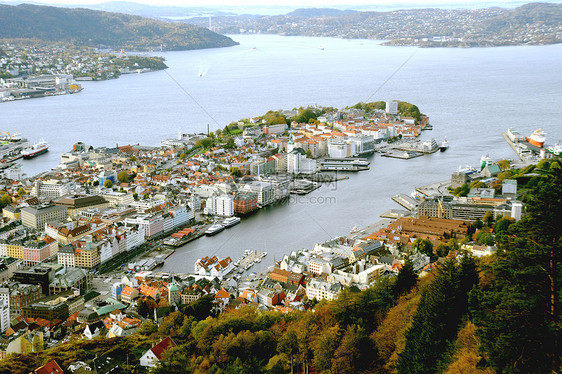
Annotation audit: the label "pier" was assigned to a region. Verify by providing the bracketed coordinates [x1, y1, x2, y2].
[392, 193, 419, 211]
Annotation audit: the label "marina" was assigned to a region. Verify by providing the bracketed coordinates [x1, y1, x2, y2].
[235, 250, 267, 274]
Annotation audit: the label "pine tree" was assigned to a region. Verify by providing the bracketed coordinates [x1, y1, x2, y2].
[470, 168, 561, 373]
[397, 257, 479, 374]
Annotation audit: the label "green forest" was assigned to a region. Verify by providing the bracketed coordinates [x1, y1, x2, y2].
[1, 168, 560, 374]
[0, 4, 238, 51]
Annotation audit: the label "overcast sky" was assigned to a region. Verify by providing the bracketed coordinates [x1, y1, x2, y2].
[3, 0, 560, 7]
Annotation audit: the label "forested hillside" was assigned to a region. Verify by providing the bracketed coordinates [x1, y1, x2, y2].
[0, 4, 238, 51]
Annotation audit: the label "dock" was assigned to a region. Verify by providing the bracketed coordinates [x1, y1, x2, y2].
[415, 180, 452, 197]
[501, 132, 526, 161]
[235, 250, 267, 273]
[380, 209, 413, 219]
[381, 150, 424, 159]
[392, 193, 419, 210]
[348, 219, 393, 240]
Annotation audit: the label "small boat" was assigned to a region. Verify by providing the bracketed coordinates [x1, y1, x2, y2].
[205, 224, 225, 236]
[222, 217, 241, 228]
[22, 139, 49, 159]
[350, 226, 359, 234]
[318, 46, 324, 50]
[439, 138, 449, 152]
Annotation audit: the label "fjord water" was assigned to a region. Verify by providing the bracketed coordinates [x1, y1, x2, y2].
[3, 35, 561, 273]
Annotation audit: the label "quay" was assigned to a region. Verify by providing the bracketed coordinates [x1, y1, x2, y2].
[380, 209, 413, 219]
[415, 180, 452, 197]
[381, 150, 424, 159]
[348, 219, 393, 240]
[501, 132, 527, 161]
[236, 250, 267, 273]
[392, 193, 419, 211]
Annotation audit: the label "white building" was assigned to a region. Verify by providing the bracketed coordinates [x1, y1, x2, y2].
[0, 300, 9, 333]
[306, 278, 342, 301]
[215, 195, 234, 217]
[243, 182, 275, 206]
[386, 100, 399, 115]
[31, 180, 75, 198]
[328, 140, 355, 158]
[101, 191, 134, 206]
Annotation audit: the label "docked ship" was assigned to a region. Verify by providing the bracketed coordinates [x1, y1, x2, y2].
[548, 142, 562, 157]
[526, 129, 546, 148]
[222, 217, 241, 228]
[439, 137, 449, 152]
[205, 223, 225, 236]
[22, 140, 49, 159]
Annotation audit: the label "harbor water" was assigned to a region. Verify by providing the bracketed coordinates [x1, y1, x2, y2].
[2, 35, 561, 273]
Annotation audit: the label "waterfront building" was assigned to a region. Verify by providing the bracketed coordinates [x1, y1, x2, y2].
[194, 256, 234, 279]
[328, 140, 355, 158]
[246, 181, 275, 206]
[233, 192, 258, 215]
[21, 205, 68, 230]
[266, 176, 291, 202]
[215, 195, 234, 217]
[287, 149, 316, 174]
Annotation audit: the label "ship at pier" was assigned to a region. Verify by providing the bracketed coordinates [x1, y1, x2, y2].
[526, 129, 546, 148]
[22, 139, 49, 159]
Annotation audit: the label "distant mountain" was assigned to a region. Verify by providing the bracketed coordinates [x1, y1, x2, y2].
[0, 3, 238, 51]
[286, 8, 358, 18]
[185, 2, 562, 47]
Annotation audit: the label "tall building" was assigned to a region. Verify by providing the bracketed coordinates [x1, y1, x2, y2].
[386, 100, 399, 115]
[0, 299, 8, 333]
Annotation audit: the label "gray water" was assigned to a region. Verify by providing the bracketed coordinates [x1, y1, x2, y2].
[3, 35, 561, 273]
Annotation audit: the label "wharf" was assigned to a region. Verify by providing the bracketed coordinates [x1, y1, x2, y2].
[290, 179, 320, 194]
[415, 180, 452, 197]
[501, 132, 527, 161]
[392, 193, 419, 210]
[348, 219, 393, 240]
[381, 150, 424, 159]
[236, 250, 267, 273]
[163, 228, 205, 247]
[380, 209, 413, 219]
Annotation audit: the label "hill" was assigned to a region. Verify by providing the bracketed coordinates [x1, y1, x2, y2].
[0, 3, 238, 51]
[186, 3, 562, 47]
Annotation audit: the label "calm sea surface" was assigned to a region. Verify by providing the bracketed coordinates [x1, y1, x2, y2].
[3, 35, 561, 273]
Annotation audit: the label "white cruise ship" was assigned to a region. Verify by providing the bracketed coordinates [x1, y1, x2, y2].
[222, 217, 241, 228]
